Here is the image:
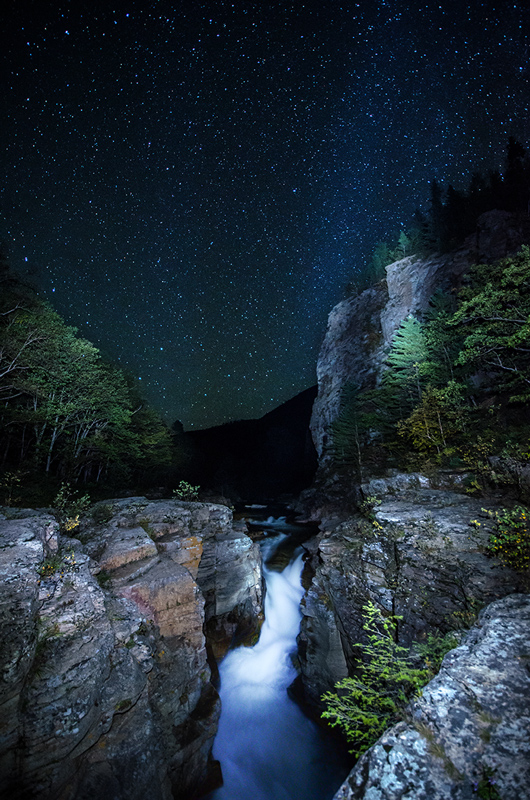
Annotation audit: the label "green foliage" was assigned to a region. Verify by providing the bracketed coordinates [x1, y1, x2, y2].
[483, 505, 530, 574]
[472, 765, 502, 799]
[37, 553, 64, 579]
[37, 548, 78, 581]
[334, 244, 530, 490]
[91, 502, 115, 524]
[53, 482, 91, 533]
[451, 245, 530, 402]
[0, 470, 24, 506]
[358, 496, 384, 531]
[172, 481, 200, 501]
[413, 631, 460, 673]
[331, 384, 367, 477]
[366, 138, 530, 268]
[321, 602, 446, 756]
[383, 316, 429, 412]
[0, 263, 183, 496]
[397, 382, 469, 460]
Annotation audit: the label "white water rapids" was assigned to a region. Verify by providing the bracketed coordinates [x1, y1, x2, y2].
[207, 534, 347, 800]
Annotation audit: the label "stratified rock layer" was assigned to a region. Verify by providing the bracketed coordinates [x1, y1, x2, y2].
[332, 593, 530, 800]
[0, 498, 263, 800]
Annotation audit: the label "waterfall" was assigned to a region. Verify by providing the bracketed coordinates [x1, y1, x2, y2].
[207, 535, 347, 800]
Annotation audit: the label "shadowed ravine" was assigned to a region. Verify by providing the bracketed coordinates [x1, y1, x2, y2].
[206, 532, 348, 800]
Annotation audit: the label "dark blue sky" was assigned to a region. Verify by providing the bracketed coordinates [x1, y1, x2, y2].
[1, 0, 529, 428]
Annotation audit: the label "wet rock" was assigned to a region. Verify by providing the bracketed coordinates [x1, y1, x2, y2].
[333, 593, 530, 800]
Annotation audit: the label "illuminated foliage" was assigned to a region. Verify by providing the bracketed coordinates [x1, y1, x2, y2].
[321, 602, 456, 757]
[483, 505, 530, 574]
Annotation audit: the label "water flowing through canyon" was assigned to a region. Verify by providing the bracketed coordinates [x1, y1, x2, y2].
[206, 526, 348, 800]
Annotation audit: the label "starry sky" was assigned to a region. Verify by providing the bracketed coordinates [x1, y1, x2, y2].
[1, 0, 529, 429]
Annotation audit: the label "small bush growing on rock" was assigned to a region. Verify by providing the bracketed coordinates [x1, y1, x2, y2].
[472, 764, 502, 799]
[483, 505, 530, 575]
[359, 495, 382, 527]
[413, 631, 459, 672]
[172, 481, 200, 501]
[53, 482, 91, 533]
[321, 602, 458, 757]
[321, 603, 430, 756]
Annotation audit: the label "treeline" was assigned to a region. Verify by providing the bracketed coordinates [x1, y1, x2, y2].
[333, 245, 530, 495]
[0, 261, 187, 504]
[363, 137, 530, 283]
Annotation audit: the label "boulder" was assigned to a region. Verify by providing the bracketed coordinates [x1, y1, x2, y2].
[333, 593, 530, 800]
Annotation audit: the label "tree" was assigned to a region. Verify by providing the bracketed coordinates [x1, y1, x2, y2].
[382, 315, 429, 413]
[0, 263, 178, 491]
[450, 246, 530, 401]
[397, 382, 469, 459]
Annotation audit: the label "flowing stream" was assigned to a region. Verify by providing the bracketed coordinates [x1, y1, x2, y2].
[206, 526, 348, 800]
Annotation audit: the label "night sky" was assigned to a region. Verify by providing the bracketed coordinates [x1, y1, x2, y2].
[1, 1, 529, 429]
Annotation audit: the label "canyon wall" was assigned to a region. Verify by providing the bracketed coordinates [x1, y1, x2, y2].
[0, 498, 263, 800]
[300, 210, 530, 798]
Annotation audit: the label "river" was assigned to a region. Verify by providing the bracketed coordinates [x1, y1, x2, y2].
[205, 518, 349, 800]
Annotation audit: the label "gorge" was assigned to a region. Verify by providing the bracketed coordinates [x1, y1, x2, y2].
[1, 209, 530, 799]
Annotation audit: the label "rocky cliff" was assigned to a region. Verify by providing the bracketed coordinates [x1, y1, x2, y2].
[296, 474, 530, 798]
[0, 498, 263, 800]
[297, 474, 526, 707]
[310, 209, 530, 464]
[332, 593, 530, 800]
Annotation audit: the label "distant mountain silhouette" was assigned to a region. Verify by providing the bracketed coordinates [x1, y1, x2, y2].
[181, 386, 318, 503]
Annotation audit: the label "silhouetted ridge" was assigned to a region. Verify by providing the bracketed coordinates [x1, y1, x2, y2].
[185, 386, 318, 502]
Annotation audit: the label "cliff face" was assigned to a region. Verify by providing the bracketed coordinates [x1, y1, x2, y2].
[310, 210, 530, 462]
[296, 474, 530, 799]
[0, 498, 263, 800]
[297, 475, 526, 709]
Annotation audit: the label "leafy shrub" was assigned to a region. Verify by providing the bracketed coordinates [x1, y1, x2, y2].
[172, 481, 200, 501]
[0, 470, 24, 506]
[53, 482, 91, 533]
[413, 631, 460, 672]
[483, 505, 530, 574]
[321, 602, 448, 756]
[37, 549, 79, 583]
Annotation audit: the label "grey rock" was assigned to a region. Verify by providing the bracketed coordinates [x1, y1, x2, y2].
[0, 498, 263, 800]
[297, 481, 525, 707]
[333, 593, 530, 800]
